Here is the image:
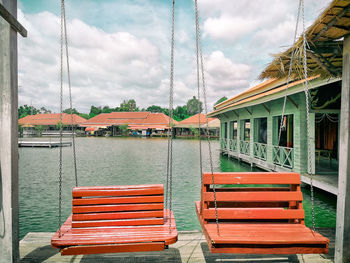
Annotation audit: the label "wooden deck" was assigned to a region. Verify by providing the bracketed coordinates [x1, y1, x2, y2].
[20, 229, 334, 262]
[18, 141, 72, 148]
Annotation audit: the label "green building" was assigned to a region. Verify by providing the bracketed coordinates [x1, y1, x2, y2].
[209, 76, 341, 195]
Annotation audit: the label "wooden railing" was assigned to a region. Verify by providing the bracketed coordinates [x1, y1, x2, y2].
[273, 146, 294, 169]
[220, 138, 227, 150]
[253, 142, 267, 161]
[239, 140, 250, 155]
[228, 139, 237, 152]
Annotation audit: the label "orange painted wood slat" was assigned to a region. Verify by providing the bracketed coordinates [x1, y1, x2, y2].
[72, 195, 163, 205]
[203, 191, 303, 202]
[202, 172, 301, 185]
[203, 207, 305, 220]
[210, 246, 329, 254]
[61, 242, 165, 255]
[72, 203, 163, 214]
[74, 184, 163, 191]
[214, 187, 291, 192]
[72, 210, 164, 221]
[51, 210, 178, 249]
[72, 218, 164, 228]
[73, 188, 163, 198]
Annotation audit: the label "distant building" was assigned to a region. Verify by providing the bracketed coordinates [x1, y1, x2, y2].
[174, 113, 220, 138]
[80, 112, 177, 136]
[18, 113, 87, 136]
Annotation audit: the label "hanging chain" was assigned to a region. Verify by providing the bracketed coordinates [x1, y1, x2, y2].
[277, 0, 301, 152]
[58, 0, 64, 238]
[301, 0, 316, 232]
[194, 0, 203, 188]
[62, 0, 78, 187]
[194, 0, 219, 236]
[166, 0, 175, 232]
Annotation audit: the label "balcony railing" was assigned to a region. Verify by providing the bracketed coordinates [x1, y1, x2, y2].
[253, 142, 267, 161]
[273, 146, 294, 169]
[240, 140, 250, 155]
[229, 139, 237, 152]
[220, 138, 227, 150]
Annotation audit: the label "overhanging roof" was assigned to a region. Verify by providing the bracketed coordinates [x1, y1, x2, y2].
[209, 76, 340, 117]
[260, 0, 350, 79]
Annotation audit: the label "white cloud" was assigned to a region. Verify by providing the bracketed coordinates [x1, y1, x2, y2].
[18, 10, 166, 112]
[17, 0, 334, 114]
[185, 51, 251, 109]
[203, 15, 257, 43]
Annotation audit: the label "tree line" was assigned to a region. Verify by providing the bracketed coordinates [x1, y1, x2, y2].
[18, 96, 227, 121]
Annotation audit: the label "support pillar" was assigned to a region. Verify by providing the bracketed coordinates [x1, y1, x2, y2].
[335, 34, 350, 263]
[0, 0, 19, 262]
[266, 116, 273, 164]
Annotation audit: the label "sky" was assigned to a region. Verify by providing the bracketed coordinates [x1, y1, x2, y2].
[17, 0, 332, 113]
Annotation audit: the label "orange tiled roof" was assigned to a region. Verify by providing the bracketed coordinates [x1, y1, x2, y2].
[81, 112, 177, 128]
[178, 113, 217, 125]
[18, 113, 86, 126]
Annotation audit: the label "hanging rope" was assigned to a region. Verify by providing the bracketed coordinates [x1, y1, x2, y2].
[194, 0, 219, 236]
[165, 0, 175, 232]
[301, 0, 316, 232]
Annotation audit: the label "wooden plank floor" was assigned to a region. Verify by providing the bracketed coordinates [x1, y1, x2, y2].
[20, 229, 334, 262]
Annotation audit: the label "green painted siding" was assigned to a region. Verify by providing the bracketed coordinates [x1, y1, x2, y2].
[217, 92, 311, 173]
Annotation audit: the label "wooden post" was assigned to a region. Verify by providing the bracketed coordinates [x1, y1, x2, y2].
[335, 34, 350, 263]
[0, 0, 19, 262]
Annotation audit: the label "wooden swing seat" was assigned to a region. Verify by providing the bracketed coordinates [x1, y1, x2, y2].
[195, 172, 329, 254]
[51, 184, 178, 255]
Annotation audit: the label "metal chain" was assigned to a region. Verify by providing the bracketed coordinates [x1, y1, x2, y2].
[301, 0, 316, 232]
[165, 0, 175, 232]
[194, 0, 203, 188]
[277, 0, 301, 152]
[194, 0, 219, 236]
[58, 0, 64, 238]
[62, 0, 78, 187]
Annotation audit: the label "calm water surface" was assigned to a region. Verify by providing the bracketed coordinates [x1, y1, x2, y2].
[19, 137, 336, 239]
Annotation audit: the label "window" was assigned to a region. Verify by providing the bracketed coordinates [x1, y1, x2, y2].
[230, 121, 237, 139]
[274, 115, 293, 147]
[254, 117, 267, 144]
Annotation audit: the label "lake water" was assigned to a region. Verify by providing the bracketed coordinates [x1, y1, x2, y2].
[19, 137, 336, 239]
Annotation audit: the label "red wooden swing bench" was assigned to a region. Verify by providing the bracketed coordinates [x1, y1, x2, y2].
[51, 184, 178, 255]
[195, 172, 329, 254]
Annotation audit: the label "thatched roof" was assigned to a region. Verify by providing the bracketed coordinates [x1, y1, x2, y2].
[260, 0, 350, 80]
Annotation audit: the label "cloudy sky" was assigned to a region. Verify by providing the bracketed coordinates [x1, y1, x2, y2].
[17, 0, 332, 113]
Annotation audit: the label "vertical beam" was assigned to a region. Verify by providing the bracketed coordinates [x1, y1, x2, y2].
[266, 116, 273, 164]
[309, 113, 316, 174]
[236, 118, 241, 154]
[249, 117, 254, 158]
[335, 34, 350, 263]
[0, 0, 19, 262]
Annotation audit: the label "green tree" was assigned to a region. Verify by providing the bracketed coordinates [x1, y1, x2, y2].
[214, 96, 227, 107]
[146, 105, 165, 113]
[120, 99, 139, 112]
[89, 106, 102, 118]
[18, 104, 39, 118]
[63, 108, 79, 115]
[186, 96, 202, 116]
[118, 124, 129, 136]
[40, 107, 52, 114]
[34, 125, 46, 136]
[173, 105, 188, 121]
